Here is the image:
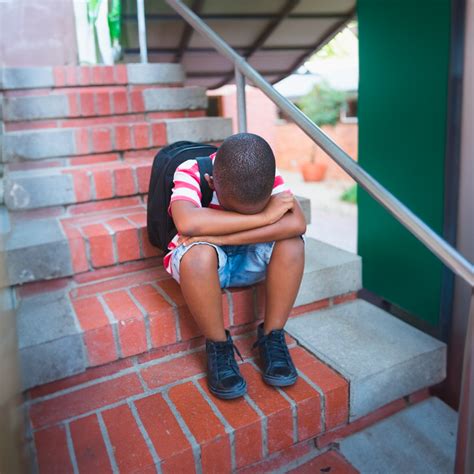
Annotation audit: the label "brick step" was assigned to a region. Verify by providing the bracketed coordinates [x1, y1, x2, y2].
[16, 238, 362, 389]
[25, 330, 350, 473]
[0, 63, 184, 91]
[1, 195, 312, 286]
[2, 85, 207, 125]
[1, 116, 232, 162]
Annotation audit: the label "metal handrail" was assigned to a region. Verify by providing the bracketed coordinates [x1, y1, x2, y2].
[165, 0, 474, 288]
[165, 1, 473, 472]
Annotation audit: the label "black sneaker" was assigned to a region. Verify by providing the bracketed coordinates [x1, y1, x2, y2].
[206, 331, 247, 399]
[253, 323, 298, 387]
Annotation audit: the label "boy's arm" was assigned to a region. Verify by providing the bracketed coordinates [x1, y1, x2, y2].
[179, 199, 307, 246]
[171, 192, 294, 236]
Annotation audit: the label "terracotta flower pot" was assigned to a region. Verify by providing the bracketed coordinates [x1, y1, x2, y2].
[301, 161, 327, 182]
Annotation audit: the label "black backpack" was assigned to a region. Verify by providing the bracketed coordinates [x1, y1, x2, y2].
[146, 141, 218, 251]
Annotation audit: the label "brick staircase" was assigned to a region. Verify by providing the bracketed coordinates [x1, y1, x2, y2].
[0, 64, 448, 473]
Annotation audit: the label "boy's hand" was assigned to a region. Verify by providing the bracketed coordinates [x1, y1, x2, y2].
[262, 192, 294, 225]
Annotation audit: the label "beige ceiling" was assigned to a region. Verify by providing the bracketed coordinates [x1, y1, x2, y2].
[122, 0, 356, 88]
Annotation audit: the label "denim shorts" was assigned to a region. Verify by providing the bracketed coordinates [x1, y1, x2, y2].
[170, 241, 276, 288]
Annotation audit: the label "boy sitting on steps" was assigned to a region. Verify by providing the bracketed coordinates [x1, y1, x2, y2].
[165, 133, 306, 399]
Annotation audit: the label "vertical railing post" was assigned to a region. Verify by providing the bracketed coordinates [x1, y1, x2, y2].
[455, 288, 474, 474]
[235, 67, 247, 133]
[136, 0, 148, 63]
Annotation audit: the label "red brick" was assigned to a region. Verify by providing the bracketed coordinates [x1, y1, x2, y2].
[103, 66, 115, 84]
[93, 169, 114, 200]
[316, 397, 407, 449]
[149, 311, 178, 348]
[151, 122, 166, 146]
[67, 93, 79, 117]
[114, 64, 128, 84]
[92, 67, 104, 85]
[72, 296, 109, 331]
[106, 217, 141, 262]
[157, 278, 185, 306]
[136, 164, 151, 193]
[102, 404, 155, 473]
[30, 373, 143, 429]
[96, 91, 111, 115]
[65, 66, 77, 86]
[134, 393, 195, 474]
[111, 90, 128, 114]
[281, 377, 322, 441]
[103, 290, 147, 357]
[84, 326, 118, 366]
[72, 152, 118, 166]
[188, 110, 207, 118]
[132, 123, 150, 148]
[75, 128, 90, 155]
[69, 170, 91, 202]
[333, 292, 358, 305]
[140, 351, 206, 389]
[141, 228, 160, 257]
[92, 127, 112, 153]
[168, 382, 232, 473]
[114, 125, 132, 150]
[114, 167, 136, 196]
[70, 414, 113, 473]
[29, 358, 133, 400]
[130, 90, 145, 112]
[288, 450, 358, 474]
[290, 298, 331, 318]
[63, 225, 89, 273]
[240, 363, 293, 454]
[53, 67, 66, 87]
[130, 284, 172, 314]
[408, 388, 431, 404]
[79, 67, 92, 85]
[229, 287, 255, 326]
[291, 347, 349, 429]
[79, 92, 95, 116]
[198, 378, 263, 468]
[82, 223, 115, 267]
[34, 425, 74, 474]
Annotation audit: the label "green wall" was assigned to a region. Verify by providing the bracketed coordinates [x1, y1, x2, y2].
[357, 0, 451, 326]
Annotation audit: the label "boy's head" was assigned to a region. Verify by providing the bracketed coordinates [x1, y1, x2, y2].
[210, 133, 275, 214]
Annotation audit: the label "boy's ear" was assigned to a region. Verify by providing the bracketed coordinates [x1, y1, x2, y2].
[204, 173, 215, 190]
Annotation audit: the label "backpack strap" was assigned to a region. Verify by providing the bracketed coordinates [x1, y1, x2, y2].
[196, 156, 214, 208]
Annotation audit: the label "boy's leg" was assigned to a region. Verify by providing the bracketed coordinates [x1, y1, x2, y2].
[264, 236, 305, 333]
[179, 244, 227, 342]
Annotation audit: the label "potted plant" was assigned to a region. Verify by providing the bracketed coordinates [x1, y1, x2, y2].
[297, 81, 346, 182]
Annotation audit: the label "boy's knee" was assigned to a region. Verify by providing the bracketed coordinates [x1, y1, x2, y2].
[274, 236, 304, 260]
[180, 244, 218, 273]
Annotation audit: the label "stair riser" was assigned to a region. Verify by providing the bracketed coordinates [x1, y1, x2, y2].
[1, 117, 232, 162]
[3, 86, 208, 123]
[0, 64, 185, 91]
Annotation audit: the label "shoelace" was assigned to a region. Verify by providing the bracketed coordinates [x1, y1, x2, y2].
[253, 330, 289, 366]
[214, 341, 244, 379]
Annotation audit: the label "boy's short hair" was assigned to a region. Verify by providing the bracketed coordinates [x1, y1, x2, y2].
[214, 133, 275, 204]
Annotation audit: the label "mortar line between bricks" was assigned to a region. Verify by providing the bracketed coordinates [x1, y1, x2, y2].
[150, 282, 183, 341]
[64, 421, 80, 474]
[97, 412, 119, 474]
[102, 221, 119, 265]
[161, 390, 203, 474]
[127, 288, 153, 351]
[224, 289, 234, 326]
[247, 358, 299, 444]
[128, 400, 162, 474]
[243, 393, 268, 459]
[193, 380, 237, 472]
[89, 169, 97, 201]
[75, 224, 93, 272]
[298, 371, 327, 432]
[97, 294, 123, 358]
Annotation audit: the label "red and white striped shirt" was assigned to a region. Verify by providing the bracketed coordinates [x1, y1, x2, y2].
[163, 152, 290, 274]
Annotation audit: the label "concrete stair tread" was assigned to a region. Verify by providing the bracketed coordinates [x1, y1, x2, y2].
[25, 332, 349, 473]
[339, 397, 457, 473]
[286, 299, 447, 420]
[16, 237, 361, 388]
